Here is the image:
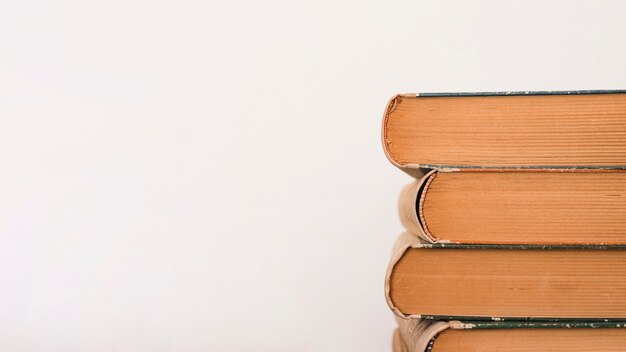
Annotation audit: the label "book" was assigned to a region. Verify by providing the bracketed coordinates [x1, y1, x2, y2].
[382, 91, 626, 174]
[393, 317, 626, 352]
[385, 232, 626, 320]
[399, 169, 626, 244]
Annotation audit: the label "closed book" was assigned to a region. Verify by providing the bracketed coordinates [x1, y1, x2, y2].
[399, 169, 626, 245]
[382, 90, 626, 173]
[385, 232, 626, 320]
[394, 317, 626, 352]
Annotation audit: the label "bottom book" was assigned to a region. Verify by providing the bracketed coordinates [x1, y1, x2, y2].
[393, 317, 626, 352]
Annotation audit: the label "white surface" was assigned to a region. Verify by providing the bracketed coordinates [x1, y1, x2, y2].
[1, 0, 626, 350]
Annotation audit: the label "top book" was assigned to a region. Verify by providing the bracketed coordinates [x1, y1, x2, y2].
[382, 90, 626, 172]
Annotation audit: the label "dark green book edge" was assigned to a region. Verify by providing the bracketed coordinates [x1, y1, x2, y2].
[455, 321, 626, 329]
[419, 164, 626, 170]
[426, 317, 626, 324]
[421, 316, 626, 323]
[422, 320, 626, 352]
[418, 89, 626, 97]
[419, 243, 626, 250]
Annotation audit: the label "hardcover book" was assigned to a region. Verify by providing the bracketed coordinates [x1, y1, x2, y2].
[382, 90, 626, 174]
[393, 317, 626, 352]
[385, 232, 626, 320]
[399, 169, 626, 244]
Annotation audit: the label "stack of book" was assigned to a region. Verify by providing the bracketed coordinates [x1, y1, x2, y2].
[381, 91, 626, 352]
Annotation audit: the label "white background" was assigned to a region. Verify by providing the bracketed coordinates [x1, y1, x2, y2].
[2, 0, 626, 350]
